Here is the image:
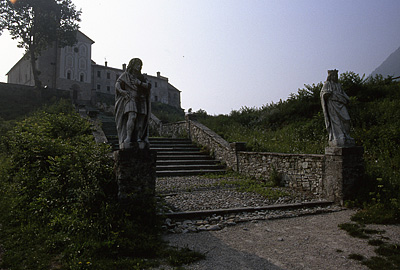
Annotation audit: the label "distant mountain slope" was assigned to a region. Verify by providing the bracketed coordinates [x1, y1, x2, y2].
[370, 46, 400, 78]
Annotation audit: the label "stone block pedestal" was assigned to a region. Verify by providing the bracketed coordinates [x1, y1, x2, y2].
[113, 147, 156, 207]
[323, 146, 364, 204]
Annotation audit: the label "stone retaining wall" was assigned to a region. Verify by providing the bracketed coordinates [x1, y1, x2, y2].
[161, 121, 187, 138]
[189, 121, 237, 169]
[156, 116, 363, 203]
[237, 151, 324, 196]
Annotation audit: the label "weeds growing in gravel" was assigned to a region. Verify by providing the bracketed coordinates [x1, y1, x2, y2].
[204, 172, 289, 200]
[339, 222, 400, 270]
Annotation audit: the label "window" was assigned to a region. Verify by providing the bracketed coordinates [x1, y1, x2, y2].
[66, 56, 73, 67]
[97, 71, 101, 78]
[107, 86, 111, 92]
[80, 73, 84, 82]
[79, 58, 86, 69]
[107, 72, 111, 79]
[155, 82, 158, 88]
[97, 84, 101, 90]
[79, 45, 87, 56]
[155, 95, 158, 102]
[67, 71, 71, 80]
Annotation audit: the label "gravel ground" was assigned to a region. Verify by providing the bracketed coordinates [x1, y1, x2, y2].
[157, 176, 322, 212]
[156, 210, 400, 270]
[154, 176, 400, 270]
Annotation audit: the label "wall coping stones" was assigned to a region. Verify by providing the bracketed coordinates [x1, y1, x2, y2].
[155, 117, 364, 204]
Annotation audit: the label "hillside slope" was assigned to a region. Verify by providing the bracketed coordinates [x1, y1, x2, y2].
[370, 46, 400, 78]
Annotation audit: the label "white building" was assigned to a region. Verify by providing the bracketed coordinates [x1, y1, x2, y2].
[6, 31, 181, 109]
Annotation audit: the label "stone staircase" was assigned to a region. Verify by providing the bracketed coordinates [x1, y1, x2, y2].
[150, 138, 226, 177]
[97, 113, 119, 151]
[97, 113, 226, 176]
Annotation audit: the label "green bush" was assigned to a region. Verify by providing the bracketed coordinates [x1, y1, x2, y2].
[0, 103, 161, 269]
[0, 101, 204, 269]
[194, 72, 400, 222]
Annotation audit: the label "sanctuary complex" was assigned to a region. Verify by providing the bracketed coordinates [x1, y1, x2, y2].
[6, 31, 181, 109]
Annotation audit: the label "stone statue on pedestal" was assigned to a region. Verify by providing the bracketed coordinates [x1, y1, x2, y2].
[320, 69, 355, 147]
[115, 58, 152, 149]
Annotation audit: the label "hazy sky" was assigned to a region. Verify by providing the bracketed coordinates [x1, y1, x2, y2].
[1, 0, 399, 115]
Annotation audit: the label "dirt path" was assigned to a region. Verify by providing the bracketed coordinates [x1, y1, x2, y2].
[160, 210, 400, 270]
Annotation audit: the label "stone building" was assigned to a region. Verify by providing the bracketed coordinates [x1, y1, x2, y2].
[6, 31, 181, 109]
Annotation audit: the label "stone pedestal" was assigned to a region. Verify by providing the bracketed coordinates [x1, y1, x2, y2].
[113, 146, 156, 207]
[323, 146, 364, 204]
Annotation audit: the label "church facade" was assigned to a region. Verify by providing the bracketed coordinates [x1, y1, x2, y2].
[6, 31, 181, 109]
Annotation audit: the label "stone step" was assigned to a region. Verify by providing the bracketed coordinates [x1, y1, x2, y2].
[96, 114, 225, 176]
[157, 164, 225, 171]
[156, 154, 214, 160]
[150, 144, 198, 148]
[157, 169, 226, 177]
[157, 160, 220, 165]
[163, 201, 335, 219]
[152, 148, 202, 153]
[155, 151, 207, 155]
[150, 139, 192, 145]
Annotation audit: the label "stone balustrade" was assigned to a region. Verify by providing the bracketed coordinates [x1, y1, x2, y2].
[155, 115, 364, 204]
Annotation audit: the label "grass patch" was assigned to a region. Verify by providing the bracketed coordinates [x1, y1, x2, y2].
[351, 204, 400, 225]
[338, 223, 370, 239]
[349, 253, 365, 261]
[368, 239, 385, 246]
[204, 172, 289, 200]
[362, 256, 398, 270]
[218, 178, 288, 200]
[163, 246, 206, 267]
[375, 244, 400, 257]
[339, 216, 400, 270]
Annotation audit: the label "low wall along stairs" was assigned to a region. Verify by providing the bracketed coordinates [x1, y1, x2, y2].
[156, 115, 364, 204]
[93, 111, 363, 204]
[95, 111, 226, 177]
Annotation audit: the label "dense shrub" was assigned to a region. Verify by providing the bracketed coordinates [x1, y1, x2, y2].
[0, 102, 169, 269]
[194, 72, 400, 220]
[151, 101, 185, 123]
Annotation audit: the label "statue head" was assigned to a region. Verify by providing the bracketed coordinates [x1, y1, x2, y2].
[327, 69, 339, 83]
[127, 58, 143, 75]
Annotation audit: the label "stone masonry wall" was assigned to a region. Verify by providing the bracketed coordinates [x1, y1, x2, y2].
[161, 121, 187, 138]
[158, 117, 362, 201]
[188, 121, 237, 169]
[237, 151, 324, 196]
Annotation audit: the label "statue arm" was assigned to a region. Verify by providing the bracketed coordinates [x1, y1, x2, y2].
[115, 79, 129, 97]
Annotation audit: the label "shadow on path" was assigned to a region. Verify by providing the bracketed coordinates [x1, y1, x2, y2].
[164, 231, 284, 270]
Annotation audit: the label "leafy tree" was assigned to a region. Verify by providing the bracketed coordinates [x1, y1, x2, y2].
[0, 0, 81, 88]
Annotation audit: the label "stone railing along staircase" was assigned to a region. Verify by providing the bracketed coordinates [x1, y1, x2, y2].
[96, 112, 226, 177]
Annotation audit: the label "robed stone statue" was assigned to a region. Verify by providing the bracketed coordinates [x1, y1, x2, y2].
[115, 58, 151, 149]
[320, 69, 355, 147]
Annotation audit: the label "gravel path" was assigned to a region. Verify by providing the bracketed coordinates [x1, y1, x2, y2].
[157, 176, 323, 213]
[155, 175, 400, 269]
[158, 210, 400, 270]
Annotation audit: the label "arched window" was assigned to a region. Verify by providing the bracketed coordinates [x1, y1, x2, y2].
[79, 44, 87, 56]
[79, 58, 86, 69]
[66, 56, 73, 67]
[80, 73, 85, 82]
[67, 70, 72, 80]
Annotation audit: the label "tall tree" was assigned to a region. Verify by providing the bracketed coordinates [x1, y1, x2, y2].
[0, 0, 81, 88]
